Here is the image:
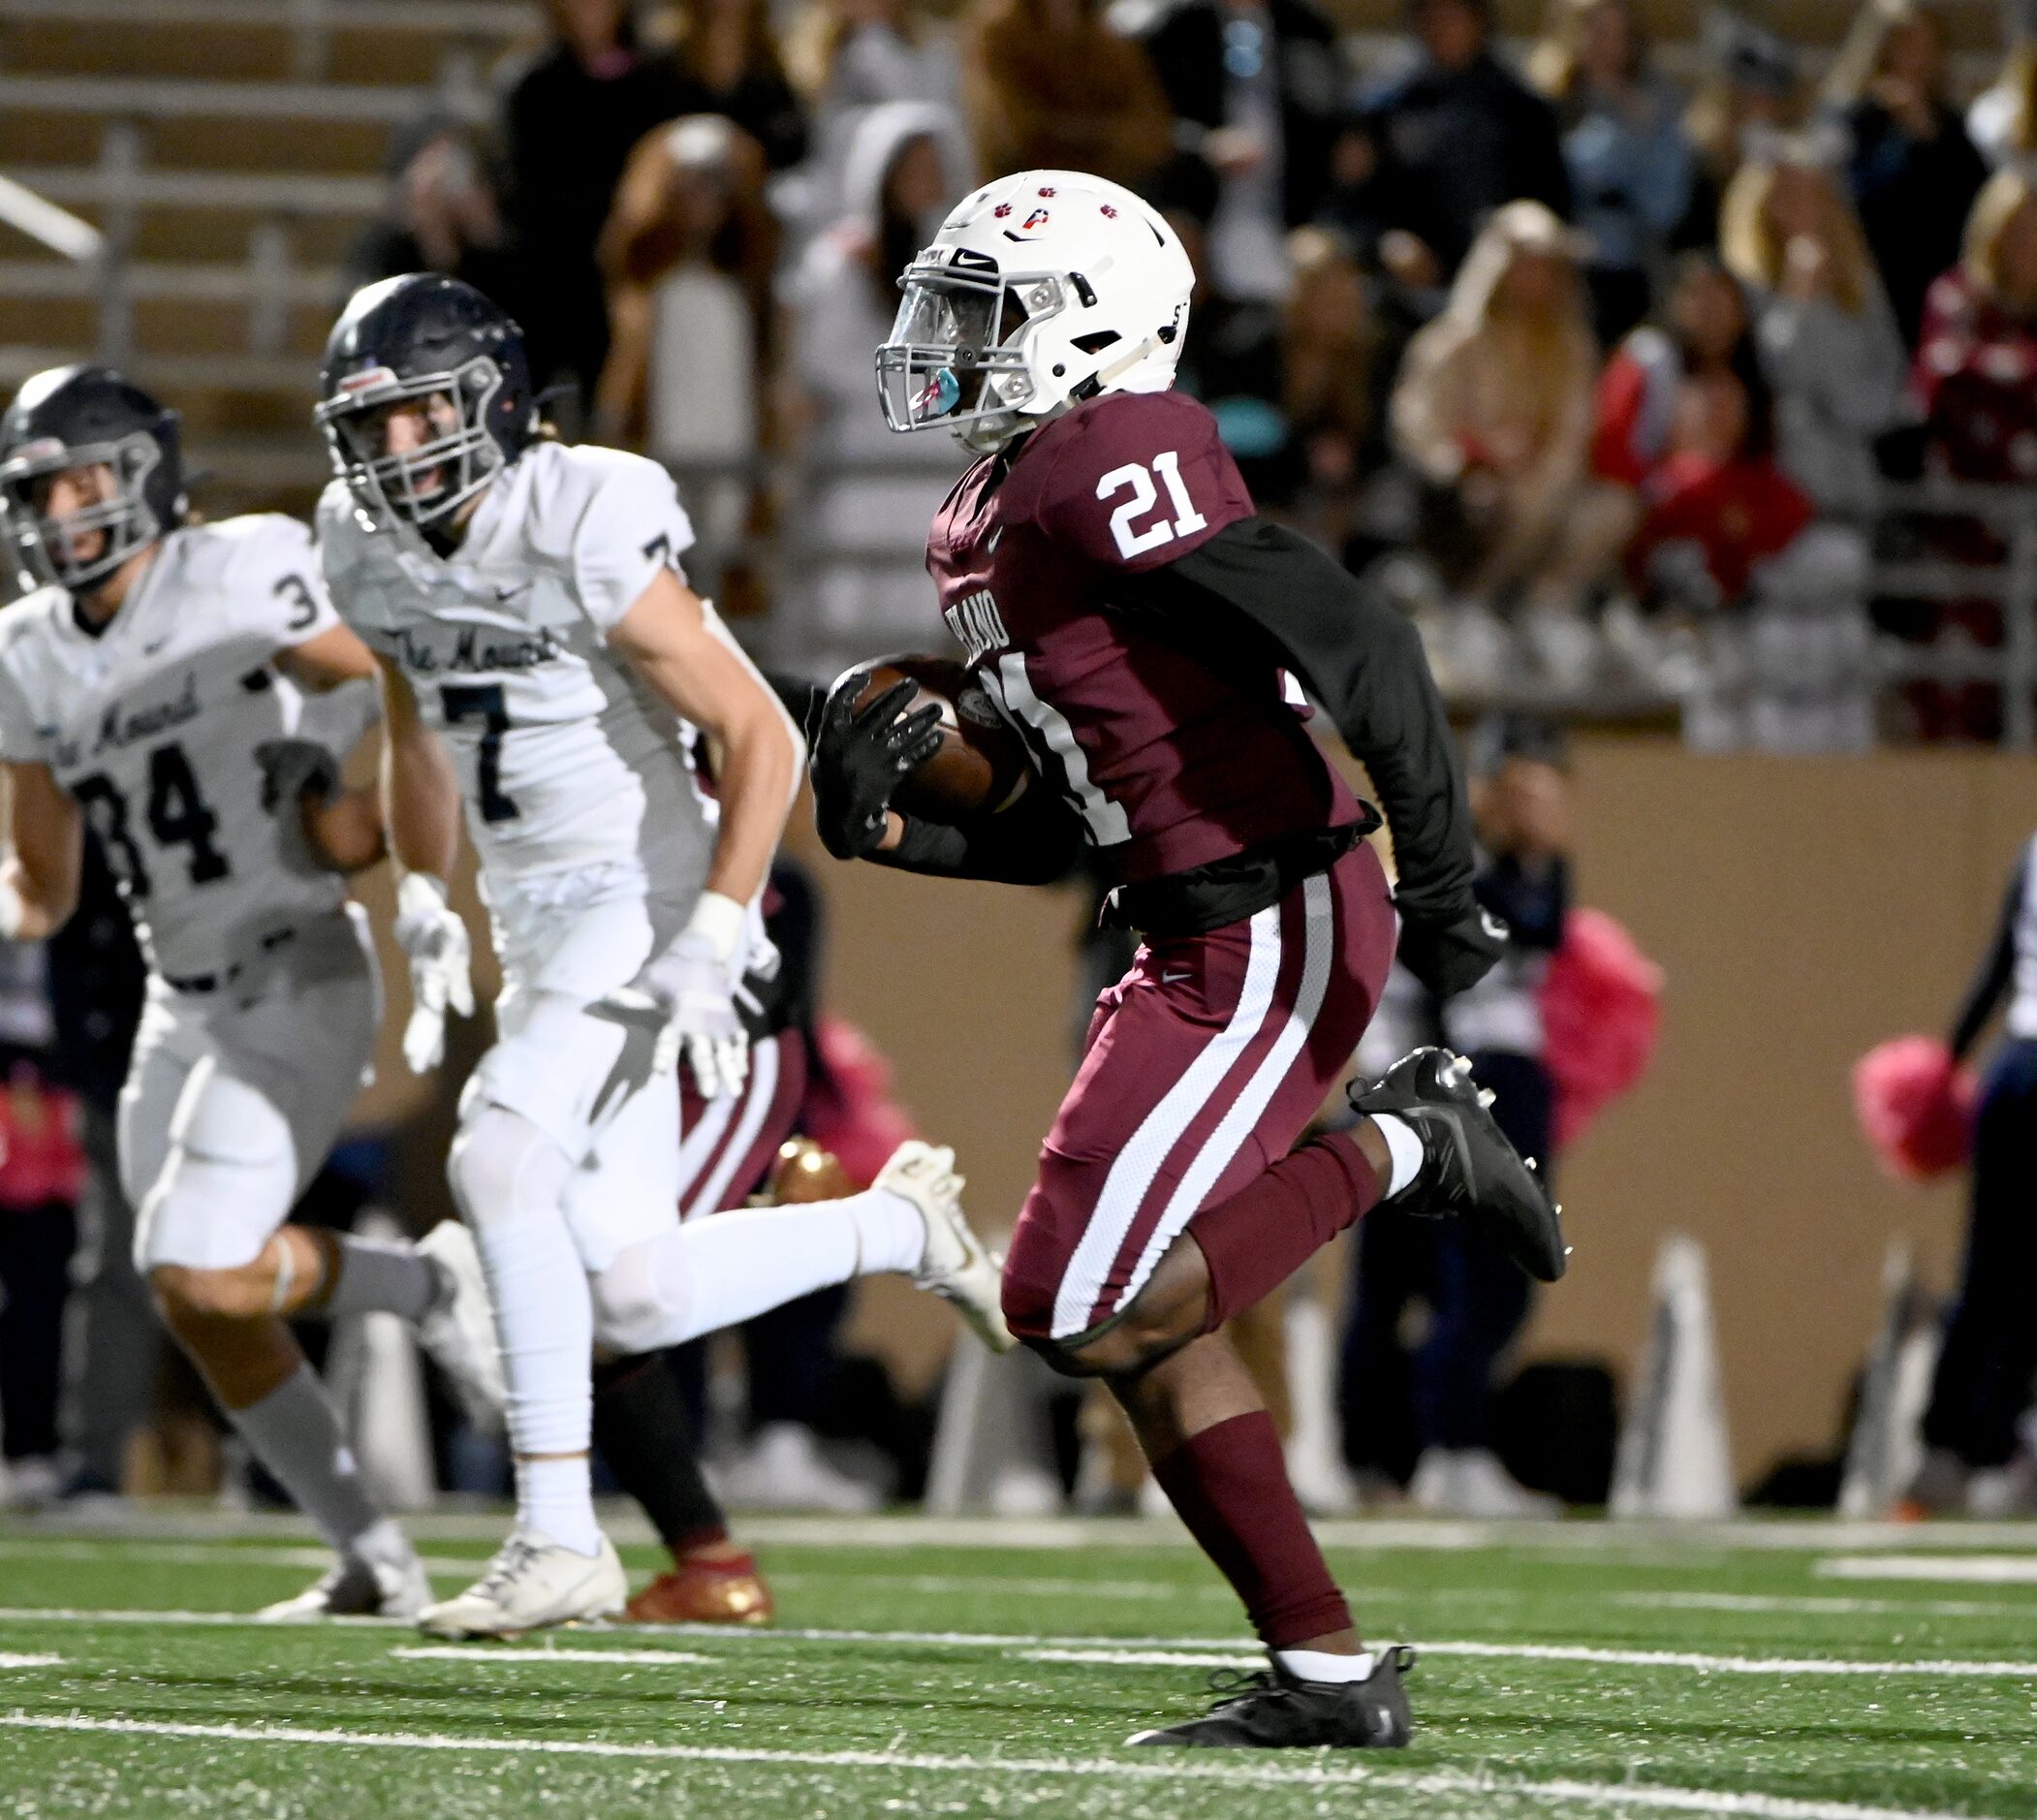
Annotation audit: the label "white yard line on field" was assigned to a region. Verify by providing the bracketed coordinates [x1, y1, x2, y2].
[0, 1710, 1987, 1820]
[0, 1612, 1290, 1650]
[12, 1507, 2037, 1555]
[10, 1533, 2036, 1616]
[765, 1570, 1233, 1601]
[393, 1647, 713, 1667]
[0, 1609, 1233, 1645]
[0, 1656, 60, 1669]
[6, 1605, 2036, 1683]
[0, 1539, 1217, 1606]
[1618, 1591, 2037, 1619]
[1817, 1555, 2037, 1585]
[1025, 1643, 2037, 1679]
[0, 1608, 414, 1629]
[11, 1533, 2029, 1617]
[6, 1611, 2037, 1681]
[748, 1516, 1505, 1552]
[1025, 1648, 1263, 1668]
[0, 1539, 1264, 1604]
[0, 1539, 487, 1576]
[1426, 1641, 2037, 1678]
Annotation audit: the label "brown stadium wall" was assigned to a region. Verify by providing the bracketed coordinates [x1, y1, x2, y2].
[340, 738, 2034, 1490]
[801, 739, 2036, 1491]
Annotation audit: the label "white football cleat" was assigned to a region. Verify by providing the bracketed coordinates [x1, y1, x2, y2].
[416, 1531, 626, 1640]
[1407, 1447, 1560, 1520]
[720, 1422, 880, 1515]
[256, 1546, 431, 1622]
[415, 1220, 506, 1428]
[879, 1140, 1015, 1354]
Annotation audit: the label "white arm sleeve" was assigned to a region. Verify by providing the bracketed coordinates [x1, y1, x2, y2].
[570, 453, 698, 633]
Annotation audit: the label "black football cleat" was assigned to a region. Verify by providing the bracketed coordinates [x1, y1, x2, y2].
[1350, 1047, 1569, 1282]
[1126, 1647, 1416, 1749]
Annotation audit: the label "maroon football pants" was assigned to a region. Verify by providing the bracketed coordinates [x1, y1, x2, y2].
[675, 1030, 809, 1219]
[1002, 841, 1397, 1343]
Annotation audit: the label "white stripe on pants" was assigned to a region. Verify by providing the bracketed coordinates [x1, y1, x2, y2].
[681, 1035, 781, 1220]
[1119, 872, 1336, 1310]
[1049, 904, 1285, 1341]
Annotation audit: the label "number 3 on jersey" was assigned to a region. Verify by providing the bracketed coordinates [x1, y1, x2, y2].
[1096, 450, 1207, 561]
[440, 682, 520, 824]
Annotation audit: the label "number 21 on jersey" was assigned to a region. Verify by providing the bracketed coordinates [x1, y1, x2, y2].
[1096, 451, 1207, 561]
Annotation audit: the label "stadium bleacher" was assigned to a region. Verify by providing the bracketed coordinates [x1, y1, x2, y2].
[0, 0, 529, 511]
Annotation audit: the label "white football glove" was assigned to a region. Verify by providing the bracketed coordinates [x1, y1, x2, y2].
[0, 872, 25, 942]
[393, 871, 474, 1074]
[591, 890, 754, 1099]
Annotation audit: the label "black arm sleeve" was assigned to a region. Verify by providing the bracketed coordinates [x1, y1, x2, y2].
[1949, 848, 2027, 1061]
[865, 783, 1086, 888]
[1126, 516, 1477, 922]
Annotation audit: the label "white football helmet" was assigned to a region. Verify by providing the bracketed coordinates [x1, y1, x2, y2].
[876, 169, 1195, 454]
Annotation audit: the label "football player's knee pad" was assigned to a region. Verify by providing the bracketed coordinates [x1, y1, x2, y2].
[171, 1056, 297, 1176]
[130, 1060, 297, 1276]
[446, 1103, 571, 1231]
[588, 1238, 690, 1357]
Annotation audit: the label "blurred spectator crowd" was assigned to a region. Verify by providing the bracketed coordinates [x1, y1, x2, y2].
[341, 0, 2037, 746]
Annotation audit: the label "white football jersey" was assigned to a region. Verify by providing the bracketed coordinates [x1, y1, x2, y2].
[0, 515, 354, 982]
[2010, 832, 2037, 1041]
[317, 442, 716, 919]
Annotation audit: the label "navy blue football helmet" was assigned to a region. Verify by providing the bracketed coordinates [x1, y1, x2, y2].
[316, 273, 537, 529]
[0, 364, 186, 591]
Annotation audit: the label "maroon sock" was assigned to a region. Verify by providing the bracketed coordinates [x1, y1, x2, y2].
[1191, 1128, 1384, 1332]
[1150, 1409, 1352, 1647]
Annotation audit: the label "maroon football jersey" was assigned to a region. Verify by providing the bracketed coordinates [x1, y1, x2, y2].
[926, 389, 1363, 884]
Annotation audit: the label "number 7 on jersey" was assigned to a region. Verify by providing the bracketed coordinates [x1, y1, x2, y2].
[440, 682, 520, 824]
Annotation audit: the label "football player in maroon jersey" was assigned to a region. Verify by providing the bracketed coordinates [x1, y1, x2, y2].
[811, 170, 1565, 1750]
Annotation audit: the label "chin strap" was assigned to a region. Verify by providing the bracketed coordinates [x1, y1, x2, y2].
[1089, 333, 1165, 392]
[956, 329, 1175, 454]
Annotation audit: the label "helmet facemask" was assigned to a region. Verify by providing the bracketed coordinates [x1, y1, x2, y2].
[877, 257, 1075, 454]
[316, 355, 507, 529]
[0, 432, 164, 592]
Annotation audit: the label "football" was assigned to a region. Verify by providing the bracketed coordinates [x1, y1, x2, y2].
[851, 654, 1032, 822]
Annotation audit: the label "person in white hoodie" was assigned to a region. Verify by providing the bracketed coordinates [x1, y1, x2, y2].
[773, 102, 972, 679]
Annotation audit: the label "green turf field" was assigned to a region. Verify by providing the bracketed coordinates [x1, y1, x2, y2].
[0, 1511, 2032, 1818]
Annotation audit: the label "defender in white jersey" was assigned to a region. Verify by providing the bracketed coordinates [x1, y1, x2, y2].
[0, 364, 502, 1617]
[316, 274, 1011, 1639]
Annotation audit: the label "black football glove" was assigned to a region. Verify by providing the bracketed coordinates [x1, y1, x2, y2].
[810, 671, 944, 860]
[1396, 898, 1509, 999]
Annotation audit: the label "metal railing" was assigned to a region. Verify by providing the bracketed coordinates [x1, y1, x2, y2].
[1866, 479, 2037, 749]
[0, 63, 475, 370]
[0, 0, 531, 82]
[4, 167, 381, 215]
